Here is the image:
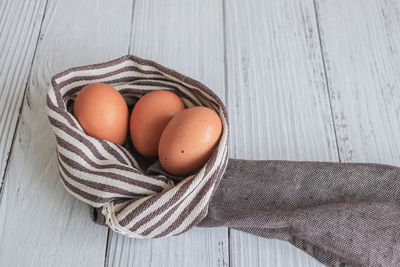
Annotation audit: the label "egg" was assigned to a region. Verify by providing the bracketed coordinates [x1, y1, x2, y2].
[158, 106, 222, 175]
[73, 83, 129, 145]
[130, 90, 184, 157]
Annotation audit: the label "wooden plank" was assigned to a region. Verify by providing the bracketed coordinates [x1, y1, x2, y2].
[224, 0, 338, 266]
[0, 0, 47, 188]
[315, 0, 400, 164]
[0, 0, 133, 266]
[106, 1, 229, 266]
[108, 228, 229, 267]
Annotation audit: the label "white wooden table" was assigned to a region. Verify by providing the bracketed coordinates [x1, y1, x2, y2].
[1, 0, 399, 266]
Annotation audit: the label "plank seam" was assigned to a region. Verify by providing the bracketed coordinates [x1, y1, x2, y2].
[104, 1, 136, 266]
[104, 228, 111, 267]
[0, 0, 49, 195]
[312, 0, 341, 162]
[222, 0, 229, 107]
[222, 0, 232, 266]
[127, 0, 136, 55]
[228, 228, 232, 267]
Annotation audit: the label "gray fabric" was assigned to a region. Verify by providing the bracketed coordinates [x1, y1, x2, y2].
[90, 158, 400, 266]
[199, 159, 400, 267]
[51, 55, 228, 237]
[53, 54, 399, 266]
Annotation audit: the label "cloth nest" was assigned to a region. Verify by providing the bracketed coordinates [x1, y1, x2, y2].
[47, 55, 228, 238]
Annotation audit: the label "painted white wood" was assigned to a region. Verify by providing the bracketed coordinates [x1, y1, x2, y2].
[1, 1, 398, 267]
[108, 228, 229, 267]
[106, 1, 229, 266]
[315, 0, 400, 165]
[0, 0, 47, 188]
[0, 0, 133, 266]
[224, 0, 338, 266]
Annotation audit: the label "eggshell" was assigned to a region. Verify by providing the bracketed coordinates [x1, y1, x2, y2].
[73, 83, 129, 145]
[130, 90, 184, 157]
[158, 106, 222, 175]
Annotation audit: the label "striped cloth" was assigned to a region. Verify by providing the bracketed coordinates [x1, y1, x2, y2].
[46, 55, 400, 267]
[47, 55, 229, 238]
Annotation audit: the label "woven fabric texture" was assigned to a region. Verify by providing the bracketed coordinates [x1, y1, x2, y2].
[47, 55, 228, 238]
[48, 55, 400, 266]
[199, 159, 400, 266]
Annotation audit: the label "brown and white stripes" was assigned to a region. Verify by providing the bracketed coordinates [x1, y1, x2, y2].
[47, 55, 229, 238]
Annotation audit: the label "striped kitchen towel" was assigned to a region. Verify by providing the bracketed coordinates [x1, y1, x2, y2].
[48, 55, 400, 267]
[47, 55, 229, 238]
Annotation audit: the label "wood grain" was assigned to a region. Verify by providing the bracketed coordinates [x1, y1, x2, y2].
[108, 228, 229, 267]
[1, 0, 397, 266]
[315, 0, 400, 164]
[106, 1, 229, 266]
[224, 0, 338, 266]
[0, 0, 133, 266]
[0, 0, 47, 189]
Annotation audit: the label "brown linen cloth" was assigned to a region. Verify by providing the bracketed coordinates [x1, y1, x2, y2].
[91, 158, 400, 267]
[199, 159, 400, 267]
[48, 54, 399, 266]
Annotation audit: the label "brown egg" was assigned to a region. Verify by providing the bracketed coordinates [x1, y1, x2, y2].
[159, 106, 222, 175]
[73, 83, 129, 145]
[130, 90, 184, 157]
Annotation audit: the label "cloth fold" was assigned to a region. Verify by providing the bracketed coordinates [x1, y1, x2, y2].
[47, 55, 400, 267]
[91, 158, 400, 266]
[199, 159, 400, 267]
